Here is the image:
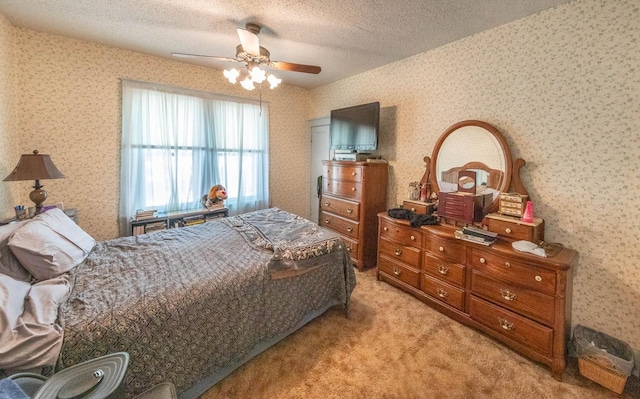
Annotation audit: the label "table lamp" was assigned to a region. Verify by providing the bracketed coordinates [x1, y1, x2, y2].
[3, 150, 65, 215]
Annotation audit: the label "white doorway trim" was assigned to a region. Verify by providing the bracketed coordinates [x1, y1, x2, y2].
[309, 117, 329, 224]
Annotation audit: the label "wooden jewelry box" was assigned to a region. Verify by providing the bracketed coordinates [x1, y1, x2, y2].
[438, 191, 493, 224]
[498, 192, 528, 217]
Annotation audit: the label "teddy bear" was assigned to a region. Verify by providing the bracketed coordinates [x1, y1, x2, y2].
[201, 184, 228, 209]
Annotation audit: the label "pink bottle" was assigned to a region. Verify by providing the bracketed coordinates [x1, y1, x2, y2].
[522, 201, 534, 223]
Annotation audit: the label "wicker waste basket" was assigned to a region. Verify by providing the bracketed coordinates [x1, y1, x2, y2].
[574, 325, 635, 394]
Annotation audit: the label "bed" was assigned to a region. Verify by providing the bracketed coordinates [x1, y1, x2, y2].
[0, 207, 356, 398]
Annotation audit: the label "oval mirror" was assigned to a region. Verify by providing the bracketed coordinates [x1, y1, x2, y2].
[431, 120, 512, 214]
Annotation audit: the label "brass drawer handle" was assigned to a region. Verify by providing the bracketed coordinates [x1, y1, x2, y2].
[505, 228, 512, 234]
[346, 227, 353, 232]
[347, 207, 353, 213]
[410, 235, 416, 241]
[346, 246, 352, 252]
[394, 248, 402, 256]
[324, 219, 330, 224]
[351, 187, 356, 191]
[500, 289, 517, 301]
[498, 318, 515, 331]
[383, 227, 388, 231]
[438, 265, 449, 275]
[411, 207, 416, 212]
[479, 257, 486, 264]
[324, 201, 330, 207]
[351, 172, 356, 176]
[504, 262, 511, 268]
[437, 288, 448, 298]
[393, 268, 402, 276]
[439, 246, 444, 252]
[535, 275, 542, 282]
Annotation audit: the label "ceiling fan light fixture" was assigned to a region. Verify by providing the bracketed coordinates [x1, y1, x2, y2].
[240, 76, 255, 91]
[223, 68, 240, 84]
[174, 23, 320, 93]
[267, 74, 281, 89]
[250, 66, 267, 84]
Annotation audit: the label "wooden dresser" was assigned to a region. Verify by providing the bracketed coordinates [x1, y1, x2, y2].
[321, 160, 388, 271]
[377, 212, 577, 380]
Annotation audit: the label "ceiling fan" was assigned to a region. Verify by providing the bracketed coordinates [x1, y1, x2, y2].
[172, 23, 321, 90]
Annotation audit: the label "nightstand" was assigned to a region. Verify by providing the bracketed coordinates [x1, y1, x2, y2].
[0, 208, 78, 225]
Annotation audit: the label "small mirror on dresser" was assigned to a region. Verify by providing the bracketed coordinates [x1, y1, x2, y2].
[427, 120, 527, 217]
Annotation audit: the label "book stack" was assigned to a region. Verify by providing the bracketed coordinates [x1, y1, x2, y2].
[135, 209, 157, 221]
[182, 215, 205, 226]
[454, 226, 498, 246]
[144, 221, 168, 233]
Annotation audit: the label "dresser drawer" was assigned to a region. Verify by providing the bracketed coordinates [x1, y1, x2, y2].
[340, 235, 360, 261]
[470, 296, 553, 357]
[402, 200, 433, 215]
[469, 248, 556, 296]
[324, 164, 362, 183]
[379, 219, 423, 247]
[321, 195, 360, 221]
[485, 218, 544, 242]
[471, 270, 555, 326]
[324, 179, 362, 200]
[320, 212, 359, 240]
[378, 255, 420, 288]
[379, 236, 421, 268]
[423, 253, 465, 287]
[421, 273, 465, 311]
[425, 235, 466, 264]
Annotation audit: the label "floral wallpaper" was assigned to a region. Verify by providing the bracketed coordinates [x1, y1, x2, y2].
[1, 26, 312, 240]
[310, 0, 640, 355]
[1, 0, 638, 365]
[0, 15, 19, 210]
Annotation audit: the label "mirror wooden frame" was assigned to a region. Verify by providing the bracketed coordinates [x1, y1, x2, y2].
[421, 120, 528, 215]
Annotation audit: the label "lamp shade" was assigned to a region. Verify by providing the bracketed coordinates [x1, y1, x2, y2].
[3, 150, 65, 182]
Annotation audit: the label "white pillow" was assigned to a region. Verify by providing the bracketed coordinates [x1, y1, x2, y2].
[0, 273, 31, 330]
[0, 221, 32, 282]
[24, 275, 71, 325]
[8, 208, 95, 281]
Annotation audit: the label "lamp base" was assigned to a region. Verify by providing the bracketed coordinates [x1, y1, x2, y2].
[29, 180, 47, 215]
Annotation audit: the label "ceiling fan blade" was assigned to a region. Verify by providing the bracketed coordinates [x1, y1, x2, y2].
[171, 52, 239, 63]
[269, 61, 321, 74]
[236, 28, 260, 56]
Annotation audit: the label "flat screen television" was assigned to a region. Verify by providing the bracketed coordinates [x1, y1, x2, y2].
[330, 102, 380, 152]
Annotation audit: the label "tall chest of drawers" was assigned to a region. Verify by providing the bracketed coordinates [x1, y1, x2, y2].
[321, 160, 388, 271]
[377, 213, 577, 380]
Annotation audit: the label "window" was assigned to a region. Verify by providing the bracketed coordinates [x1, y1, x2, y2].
[119, 80, 269, 236]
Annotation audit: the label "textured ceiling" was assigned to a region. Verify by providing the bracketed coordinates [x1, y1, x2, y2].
[0, 0, 573, 88]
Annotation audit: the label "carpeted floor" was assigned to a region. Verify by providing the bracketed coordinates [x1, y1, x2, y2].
[201, 268, 639, 399]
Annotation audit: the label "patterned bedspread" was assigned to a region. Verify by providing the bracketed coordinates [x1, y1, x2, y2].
[58, 208, 355, 397]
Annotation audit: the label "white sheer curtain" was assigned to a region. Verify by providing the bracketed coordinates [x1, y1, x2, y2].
[119, 80, 269, 236]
